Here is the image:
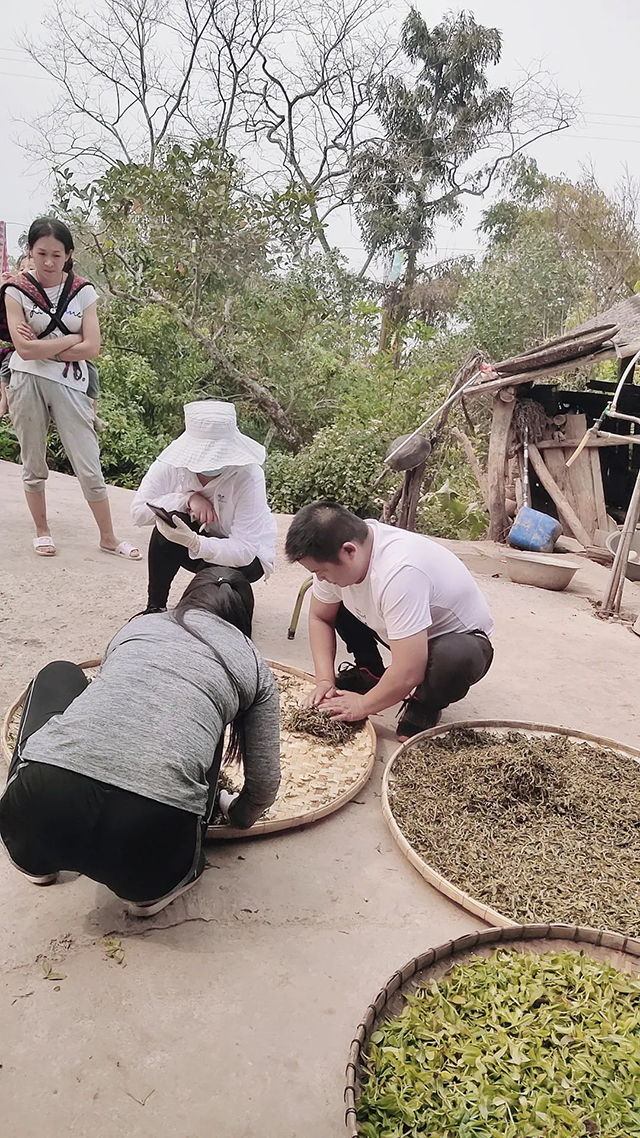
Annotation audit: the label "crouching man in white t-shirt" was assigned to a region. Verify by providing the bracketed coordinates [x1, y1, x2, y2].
[285, 501, 494, 740]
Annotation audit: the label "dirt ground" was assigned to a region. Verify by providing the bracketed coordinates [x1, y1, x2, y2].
[1, 459, 639, 1138]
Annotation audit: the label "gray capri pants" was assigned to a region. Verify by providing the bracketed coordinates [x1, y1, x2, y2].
[7, 371, 108, 502]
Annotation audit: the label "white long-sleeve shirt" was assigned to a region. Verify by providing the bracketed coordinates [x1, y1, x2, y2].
[131, 460, 277, 576]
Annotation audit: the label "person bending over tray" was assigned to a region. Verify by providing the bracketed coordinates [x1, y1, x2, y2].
[285, 501, 494, 741]
[131, 400, 277, 614]
[0, 569, 280, 917]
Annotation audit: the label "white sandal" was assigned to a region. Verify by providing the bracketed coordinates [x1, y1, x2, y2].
[32, 535, 56, 557]
[101, 540, 142, 561]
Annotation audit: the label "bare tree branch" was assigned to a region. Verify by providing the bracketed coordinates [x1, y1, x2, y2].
[20, 0, 215, 173]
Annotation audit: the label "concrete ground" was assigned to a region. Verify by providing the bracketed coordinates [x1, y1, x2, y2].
[1, 459, 639, 1138]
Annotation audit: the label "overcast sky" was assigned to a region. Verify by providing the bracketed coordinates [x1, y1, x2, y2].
[2, 0, 640, 269]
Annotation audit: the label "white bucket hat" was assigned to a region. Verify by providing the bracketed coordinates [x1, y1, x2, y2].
[157, 401, 266, 472]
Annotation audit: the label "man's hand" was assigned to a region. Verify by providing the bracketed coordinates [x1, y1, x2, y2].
[156, 516, 201, 556]
[188, 492, 217, 527]
[303, 679, 337, 708]
[323, 691, 368, 722]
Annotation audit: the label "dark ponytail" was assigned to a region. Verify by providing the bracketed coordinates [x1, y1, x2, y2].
[27, 217, 75, 272]
[171, 567, 258, 766]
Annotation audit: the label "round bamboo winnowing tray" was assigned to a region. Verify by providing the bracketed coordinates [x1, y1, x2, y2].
[381, 719, 640, 928]
[344, 922, 640, 1136]
[2, 660, 377, 839]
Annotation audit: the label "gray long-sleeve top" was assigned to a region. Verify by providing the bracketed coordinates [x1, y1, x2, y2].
[22, 611, 281, 829]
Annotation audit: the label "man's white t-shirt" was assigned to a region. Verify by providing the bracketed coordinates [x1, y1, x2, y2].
[6, 280, 99, 393]
[312, 520, 493, 643]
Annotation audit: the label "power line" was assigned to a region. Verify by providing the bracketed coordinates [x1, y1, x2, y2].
[0, 69, 52, 80]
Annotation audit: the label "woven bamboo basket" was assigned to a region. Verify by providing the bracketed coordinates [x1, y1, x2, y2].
[382, 719, 640, 927]
[344, 921, 640, 1136]
[1, 660, 377, 838]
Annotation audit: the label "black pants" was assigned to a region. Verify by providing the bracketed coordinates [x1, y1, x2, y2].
[0, 661, 222, 903]
[147, 512, 264, 608]
[335, 604, 494, 716]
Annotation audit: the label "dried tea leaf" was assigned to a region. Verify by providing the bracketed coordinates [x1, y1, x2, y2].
[101, 936, 125, 964]
[282, 705, 361, 745]
[389, 728, 640, 936]
[41, 960, 66, 981]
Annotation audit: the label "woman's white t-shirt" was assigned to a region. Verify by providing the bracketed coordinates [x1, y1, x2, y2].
[6, 279, 99, 393]
[313, 520, 494, 643]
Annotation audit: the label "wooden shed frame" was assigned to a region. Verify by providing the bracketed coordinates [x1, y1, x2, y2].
[463, 295, 640, 544]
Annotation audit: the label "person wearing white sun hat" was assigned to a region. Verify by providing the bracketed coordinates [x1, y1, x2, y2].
[131, 400, 277, 613]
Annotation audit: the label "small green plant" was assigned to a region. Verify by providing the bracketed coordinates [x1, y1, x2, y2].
[418, 479, 488, 540]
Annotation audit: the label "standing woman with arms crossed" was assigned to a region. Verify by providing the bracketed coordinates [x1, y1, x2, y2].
[2, 217, 140, 559]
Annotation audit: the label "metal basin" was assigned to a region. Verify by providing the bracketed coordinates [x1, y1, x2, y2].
[606, 528, 640, 582]
[505, 550, 581, 591]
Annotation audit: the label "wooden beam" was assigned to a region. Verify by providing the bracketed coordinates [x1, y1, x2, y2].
[451, 426, 489, 511]
[527, 443, 592, 547]
[487, 391, 516, 542]
[536, 433, 640, 449]
[465, 346, 617, 399]
[590, 448, 608, 532]
[563, 414, 598, 541]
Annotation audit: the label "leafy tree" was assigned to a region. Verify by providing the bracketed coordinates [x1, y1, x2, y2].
[353, 8, 575, 334]
[459, 226, 589, 360]
[61, 140, 313, 446]
[481, 158, 640, 310]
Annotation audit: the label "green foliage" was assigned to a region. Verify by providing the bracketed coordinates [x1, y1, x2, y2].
[267, 422, 387, 515]
[479, 160, 640, 311]
[459, 226, 589, 360]
[216, 261, 377, 442]
[61, 141, 311, 312]
[0, 418, 20, 464]
[418, 481, 488, 541]
[265, 330, 490, 539]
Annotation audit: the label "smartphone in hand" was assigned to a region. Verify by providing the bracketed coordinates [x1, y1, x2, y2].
[147, 503, 178, 528]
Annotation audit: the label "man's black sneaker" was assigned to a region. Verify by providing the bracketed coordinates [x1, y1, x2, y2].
[335, 662, 384, 694]
[396, 698, 441, 741]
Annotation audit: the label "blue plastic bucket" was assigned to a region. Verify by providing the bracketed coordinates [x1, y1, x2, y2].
[508, 506, 562, 553]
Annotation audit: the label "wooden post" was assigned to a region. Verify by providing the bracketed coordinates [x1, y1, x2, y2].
[396, 462, 427, 531]
[527, 444, 592, 548]
[487, 389, 516, 542]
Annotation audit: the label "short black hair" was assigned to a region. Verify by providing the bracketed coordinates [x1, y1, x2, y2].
[285, 501, 369, 563]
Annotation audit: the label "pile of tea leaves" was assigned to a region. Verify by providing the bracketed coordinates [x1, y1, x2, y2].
[388, 729, 640, 934]
[281, 704, 361, 745]
[358, 949, 640, 1138]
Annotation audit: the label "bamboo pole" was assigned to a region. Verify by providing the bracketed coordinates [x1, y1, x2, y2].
[601, 467, 640, 616]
